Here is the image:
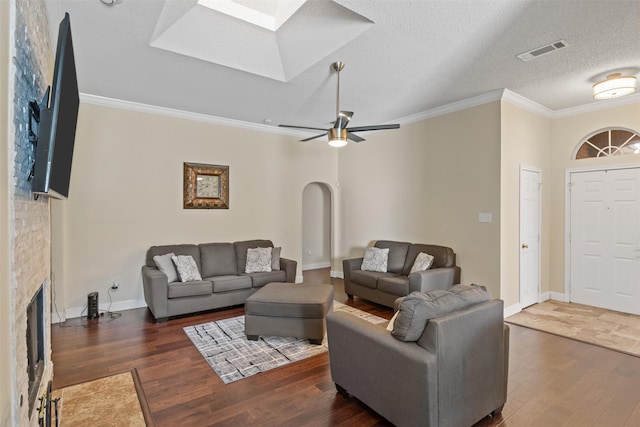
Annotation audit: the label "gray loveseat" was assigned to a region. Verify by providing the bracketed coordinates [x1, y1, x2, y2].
[141, 239, 296, 322]
[327, 285, 509, 427]
[343, 240, 461, 308]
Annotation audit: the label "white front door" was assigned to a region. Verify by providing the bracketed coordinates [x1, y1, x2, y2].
[570, 168, 640, 315]
[520, 167, 541, 308]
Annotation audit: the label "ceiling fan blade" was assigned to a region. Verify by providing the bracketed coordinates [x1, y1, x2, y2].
[346, 124, 400, 132]
[347, 132, 365, 143]
[279, 124, 330, 132]
[300, 133, 327, 142]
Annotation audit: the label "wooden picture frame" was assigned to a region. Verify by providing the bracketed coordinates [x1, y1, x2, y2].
[183, 162, 229, 209]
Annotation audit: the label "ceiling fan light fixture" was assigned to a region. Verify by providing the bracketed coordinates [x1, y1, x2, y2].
[328, 128, 348, 147]
[593, 73, 637, 99]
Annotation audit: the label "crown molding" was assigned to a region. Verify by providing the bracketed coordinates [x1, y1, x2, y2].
[81, 89, 640, 138]
[79, 93, 303, 137]
[551, 92, 640, 118]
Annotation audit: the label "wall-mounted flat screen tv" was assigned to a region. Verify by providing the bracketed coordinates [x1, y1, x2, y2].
[31, 12, 79, 199]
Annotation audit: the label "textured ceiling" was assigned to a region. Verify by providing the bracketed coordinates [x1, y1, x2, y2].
[43, 0, 640, 134]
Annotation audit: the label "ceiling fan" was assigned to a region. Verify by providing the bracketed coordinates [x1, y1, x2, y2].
[279, 62, 400, 147]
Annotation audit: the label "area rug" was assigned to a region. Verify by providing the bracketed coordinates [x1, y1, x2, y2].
[505, 300, 640, 357]
[52, 369, 153, 426]
[184, 301, 387, 384]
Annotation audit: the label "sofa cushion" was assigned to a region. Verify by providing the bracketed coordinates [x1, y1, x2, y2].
[391, 284, 490, 341]
[402, 244, 455, 275]
[146, 244, 201, 271]
[234, 240, 274, 273]
[375, 240, 410, 274]
[245, 247, 273, 273]
[361, 247, 389, 272]
[247, 270, 287, 287]
[351, 270, 398, 289]
[410, 252, 434, 273]
[153, 252, 178, 283]
[378, 276, 410, 296]
[208, 275, 252, 292]
[167, 281, 212, 298]
[199, 243, 237, 277]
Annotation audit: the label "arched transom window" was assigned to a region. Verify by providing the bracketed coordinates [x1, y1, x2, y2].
[575, 128, 640, 159]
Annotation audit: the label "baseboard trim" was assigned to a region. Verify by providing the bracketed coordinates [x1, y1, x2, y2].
[503, 303, 522, 318]
[295, 274, 304, 283]
[62, 298, 147, 320]
[550, 291, 568, 302]
[302, 262, 331, 270]
[330, 270, 343, 279]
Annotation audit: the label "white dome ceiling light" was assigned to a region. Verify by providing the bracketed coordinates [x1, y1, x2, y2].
[592, 73, 637, 100]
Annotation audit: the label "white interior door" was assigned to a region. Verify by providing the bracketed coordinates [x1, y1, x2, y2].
[570, 168, 640, 314]
[520, 168, 541, 308]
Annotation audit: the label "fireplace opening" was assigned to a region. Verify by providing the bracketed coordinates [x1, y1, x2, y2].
[27, 284, 45, 415]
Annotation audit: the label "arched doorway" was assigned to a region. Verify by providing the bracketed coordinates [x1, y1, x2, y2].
[302, 182, 332, 272]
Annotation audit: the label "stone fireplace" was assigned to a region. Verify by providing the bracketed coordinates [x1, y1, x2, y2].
[7, 0, 55, 425]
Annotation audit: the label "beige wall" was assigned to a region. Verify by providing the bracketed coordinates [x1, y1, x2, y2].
[52, 102, 338, 313]
[337, 102, 502, 298]
[549, 103, 640, 296]
[500, 101, 551, 308]
[1, 0, 13, 424]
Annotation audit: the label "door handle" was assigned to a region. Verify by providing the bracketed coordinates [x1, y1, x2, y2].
[522, 244, 528, 249]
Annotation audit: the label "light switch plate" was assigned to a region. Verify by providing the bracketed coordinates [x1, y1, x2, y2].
[478, 212, 493, 223]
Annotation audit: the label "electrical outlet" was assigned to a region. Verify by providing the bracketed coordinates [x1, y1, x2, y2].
[111, 280, 119, 290]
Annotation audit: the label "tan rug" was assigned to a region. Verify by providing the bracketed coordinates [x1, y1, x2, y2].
[52, 369, 153, 426]
[506, 300, 640, 357]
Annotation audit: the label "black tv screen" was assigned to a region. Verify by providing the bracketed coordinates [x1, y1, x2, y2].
[32, 12, 79, 199]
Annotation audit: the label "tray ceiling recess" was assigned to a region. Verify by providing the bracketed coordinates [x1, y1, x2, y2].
[150, 0, 374, 82]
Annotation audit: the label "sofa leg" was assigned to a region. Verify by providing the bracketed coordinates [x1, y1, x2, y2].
[347, 294, 353, 299]
[309, 338, 323, 345]
[335, 383, 350, 398]
[246, 335, 259, 341]
[490, 405, 504, 417]
[155, 317, 168, 323]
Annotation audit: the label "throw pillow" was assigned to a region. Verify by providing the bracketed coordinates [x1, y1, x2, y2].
[410, 252, 434, 273]
[153, 252, 178, 282]
[245, 247, 272, 273]
[361, 247, 389, 273]
[271, 246, 281, 271]
[391, 284, 490, 342]
[171, 255, 202, 282]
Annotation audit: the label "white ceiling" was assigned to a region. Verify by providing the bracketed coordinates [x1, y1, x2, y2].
[43, 0, 640, 134]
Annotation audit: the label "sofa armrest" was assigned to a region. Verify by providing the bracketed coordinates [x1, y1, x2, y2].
[342, 257, 363, 285]
[408, 265, 461, 293]
[141, 265, 169, 321]
[327, 311, 438, 426]
[279, 257, 297, 283]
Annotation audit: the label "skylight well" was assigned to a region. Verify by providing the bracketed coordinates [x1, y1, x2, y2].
[198, 0, 307, 31]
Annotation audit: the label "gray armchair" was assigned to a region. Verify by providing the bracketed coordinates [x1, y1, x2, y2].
[327, 288, 509, 427]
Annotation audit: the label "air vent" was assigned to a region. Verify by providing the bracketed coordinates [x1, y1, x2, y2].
[517, 40, 568, 61]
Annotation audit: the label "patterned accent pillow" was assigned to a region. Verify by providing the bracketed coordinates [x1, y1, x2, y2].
[271, 246, 281, 271]
[245, 247, 273, 273]
[153, 252, 178, 282]
[171, 255, 202, 282]
[361, 247, 389, 272]
[410, 252, 434, 273]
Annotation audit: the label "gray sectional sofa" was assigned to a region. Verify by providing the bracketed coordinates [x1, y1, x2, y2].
[343, 240, 461, 308]
[141, 239, 296, 322]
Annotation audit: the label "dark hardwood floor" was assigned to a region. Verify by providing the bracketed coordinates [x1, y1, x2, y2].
[51, 269, 640, 426]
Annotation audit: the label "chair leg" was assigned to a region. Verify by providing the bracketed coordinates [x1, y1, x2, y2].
[335, 383, 350, 398]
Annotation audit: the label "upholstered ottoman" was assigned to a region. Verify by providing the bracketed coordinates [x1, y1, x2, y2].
[244, 282, 334, 344]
